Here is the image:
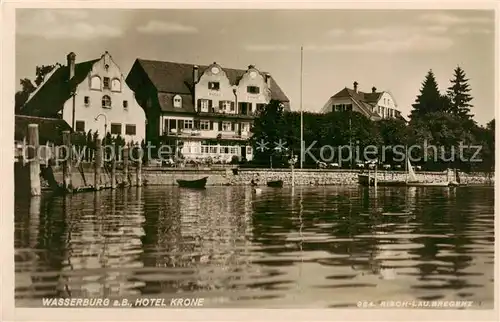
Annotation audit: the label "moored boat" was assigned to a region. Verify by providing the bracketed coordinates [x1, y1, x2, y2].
[267, 180, 284, 188]
[358, 174, 406, 187]
[176, 177, 208, 189]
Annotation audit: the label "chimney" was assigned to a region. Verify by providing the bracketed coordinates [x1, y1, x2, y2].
[193, 65, 199, 84]
[67, 52, 76, 80]
[372, 86, 377, 93]
[265, 73, 271, 88]
[353, 81, 358, 93]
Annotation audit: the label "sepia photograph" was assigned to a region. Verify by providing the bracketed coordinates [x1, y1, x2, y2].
[2, 1, 497, 321]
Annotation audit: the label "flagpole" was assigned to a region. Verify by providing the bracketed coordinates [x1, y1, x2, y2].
[300, 46, 304, 169]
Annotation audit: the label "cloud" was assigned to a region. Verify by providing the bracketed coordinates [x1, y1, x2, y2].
[244, 44, 292, 52]
[327, 28, 346, 37]
[418, 12, 493, 25]
[338, 25, 454, 53]
[17, 10, 123, 39]
[309, 35, 454, 53]
[136, 21, 198, 34]
[425, 25, 448, 33]
[455, 26, 493, 34]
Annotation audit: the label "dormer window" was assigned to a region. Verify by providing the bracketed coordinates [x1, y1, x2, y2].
[247, 86, 260, 94]
[173, 95, 182, 108]
[103, 77, 110, 90]
[208, 82, 220, 91]
[90, 76, 101, 90]
[102, 95, 111, 109]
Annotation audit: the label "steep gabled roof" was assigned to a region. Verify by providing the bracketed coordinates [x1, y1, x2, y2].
[332, 87, 381, 118]
[15, 115, 72, 145]
[21, 59, 99, 116]
[130, 59, 290, 106]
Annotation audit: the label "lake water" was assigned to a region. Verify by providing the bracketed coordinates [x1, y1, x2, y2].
[14, 185, 494, 308]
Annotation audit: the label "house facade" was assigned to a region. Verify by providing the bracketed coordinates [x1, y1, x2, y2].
[126, 59, 290, 162]
[21, 51, 146, 143]
[321, 81, 404, 121]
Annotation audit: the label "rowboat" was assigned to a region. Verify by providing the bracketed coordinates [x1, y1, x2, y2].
[358, 174, 406, 187]
[267, 180, 284, 188]
[176, 177, 208, 189]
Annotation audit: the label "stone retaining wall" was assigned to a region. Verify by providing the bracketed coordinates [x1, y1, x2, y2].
[15, 163, 494, 189]
[54, 167, 495, 187]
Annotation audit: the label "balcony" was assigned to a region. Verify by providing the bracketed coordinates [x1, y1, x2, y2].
[196, 109, 256, 119]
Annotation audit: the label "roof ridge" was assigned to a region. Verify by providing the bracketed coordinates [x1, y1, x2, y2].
[137, 58, 269, 74]
[15, 115, 67, 121]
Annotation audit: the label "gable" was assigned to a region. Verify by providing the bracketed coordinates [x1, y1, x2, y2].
[129, 59, 290, 103]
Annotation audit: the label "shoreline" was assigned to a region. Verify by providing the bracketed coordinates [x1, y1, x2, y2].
[14, 163, 494, 189]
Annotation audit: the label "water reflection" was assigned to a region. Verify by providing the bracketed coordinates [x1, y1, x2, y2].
[15, 186, 494, 308]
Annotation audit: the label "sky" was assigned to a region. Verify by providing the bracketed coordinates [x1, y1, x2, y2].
[15, 9, 495, 125]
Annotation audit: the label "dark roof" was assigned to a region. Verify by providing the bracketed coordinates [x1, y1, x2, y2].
[15, 115, 72, 144]
[332, 87, 381, 118]
[130, 59, 290, 110]
[157, 93, 195, 113]
[21, 59, 99, 116]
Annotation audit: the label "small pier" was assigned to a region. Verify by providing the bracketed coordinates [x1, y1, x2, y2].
[17, 124, 145, 196]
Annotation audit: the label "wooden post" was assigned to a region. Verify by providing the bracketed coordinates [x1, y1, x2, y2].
[111, 158, 117, 189]
[62, 131, 72, 191]
[29, 196, 41, 248]
[94, 138, 102, 190]
[28, 124, 41, 196]
[136, 159, 143, 187]
[123, 146, 129, 187]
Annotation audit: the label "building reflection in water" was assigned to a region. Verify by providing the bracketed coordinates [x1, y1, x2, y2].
[142, 186, 254, 294]
[59, 189, 145, 298]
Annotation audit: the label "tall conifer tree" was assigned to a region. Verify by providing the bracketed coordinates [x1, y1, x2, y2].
[446, 66, 473, 119]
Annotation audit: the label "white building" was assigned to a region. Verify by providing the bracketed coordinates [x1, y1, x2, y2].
[126, 59, 290, 162]
[321, 81, 405, 121]
[22, 51, 146, 143]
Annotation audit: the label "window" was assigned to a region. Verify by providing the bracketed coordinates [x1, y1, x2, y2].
[184, 120, 193, 129]
[110, 123, 121, 135]
[222, 147, 229, 154]
[84, 96, 90, 106]
[247, 86, 260, 94]
[103, 77, 110, 89]
[230, 147, 238, 155]
[241, 122, 250, 132]
[75, 121, 85, 132]
[246, 146, 252, 155]
[200, 120, 210, 130]
[125, 124, 136, 135]
[238, 102, 250, 115]
[90, 76, 101, 90]
[173, 95, 182, 108]
[111, 79, 121, 92]
[221, 121, 232, 132]
[220, 101, 232, 112]
[123, 100, 128, 109]
[209, 146, 218, 154]
[198, 99, 212, 112]
[346, 104, 353, 111]
[256, 103, 266, 112]
[102, 95, 111, 108]
[208, 82, 220, 90]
